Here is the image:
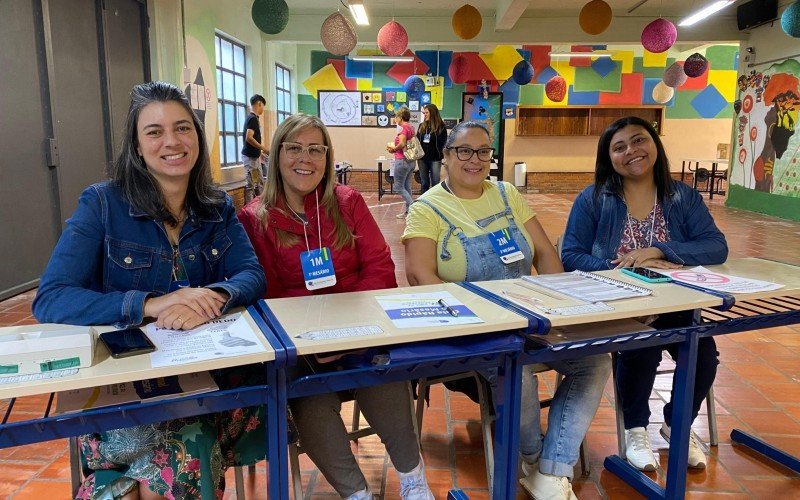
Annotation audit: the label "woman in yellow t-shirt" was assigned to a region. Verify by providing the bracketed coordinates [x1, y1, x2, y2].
[402, 121, 610, 499]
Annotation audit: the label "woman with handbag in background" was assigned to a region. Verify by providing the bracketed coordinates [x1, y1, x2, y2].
[416, 104, 447, 194]
[386, 105, 416, 219]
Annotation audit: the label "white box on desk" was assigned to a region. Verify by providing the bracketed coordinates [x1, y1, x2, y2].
[0, 325, 95, 375]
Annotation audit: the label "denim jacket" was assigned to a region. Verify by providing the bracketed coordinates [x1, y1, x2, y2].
[33, 182, 266, 328]
[562, 181, 728, 272]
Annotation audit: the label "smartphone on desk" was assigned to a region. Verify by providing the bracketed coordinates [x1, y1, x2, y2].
[99, 328, 156, 359]
[621, 267, 673, 284]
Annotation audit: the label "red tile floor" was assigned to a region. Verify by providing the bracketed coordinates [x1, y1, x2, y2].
[3, 191, 800, 499]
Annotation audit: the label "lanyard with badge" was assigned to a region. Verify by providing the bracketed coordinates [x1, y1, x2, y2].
[444, 180, 525, 264]
[289, 190, 337, 290]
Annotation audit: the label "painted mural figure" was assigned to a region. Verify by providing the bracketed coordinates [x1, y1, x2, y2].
[754, 74, 799, 192]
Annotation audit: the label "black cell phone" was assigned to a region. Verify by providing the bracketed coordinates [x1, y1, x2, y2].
[621, 267, 673, 283]
[99, 328, 156, 359]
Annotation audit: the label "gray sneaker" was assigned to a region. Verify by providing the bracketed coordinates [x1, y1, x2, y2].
[398, 456, 435, 500]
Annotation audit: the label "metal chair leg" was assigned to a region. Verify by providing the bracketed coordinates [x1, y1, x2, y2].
[707, 385, 719, 446]
[415, 378, 430, 445]
[611, 353, 627, 458]
[474, 373, 495, 497]
[234, 466, 245, 499]
[69, 436, 82, 496]
[352, 400, 361, 433]
[290, 443, 304, 500]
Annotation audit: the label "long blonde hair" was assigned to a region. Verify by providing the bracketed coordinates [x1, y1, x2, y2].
[258, 114, 354, 249]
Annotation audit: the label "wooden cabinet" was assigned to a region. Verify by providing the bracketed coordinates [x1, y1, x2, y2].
[516, 106, 665, 136]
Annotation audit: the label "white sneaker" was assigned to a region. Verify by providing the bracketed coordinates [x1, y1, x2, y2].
[397, 456, 435, 500]
[625, 427, 658, 471]
[519, 468, 577, 500]
[396, 212, 408, 219]
[660, 423, 707, 469]
[521, 459, 537, 478]
[345, 488, 374, 500]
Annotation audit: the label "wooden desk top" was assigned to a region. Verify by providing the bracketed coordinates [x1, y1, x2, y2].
[704, 258, 800, 301]
[0, 309, 275, 400]
[263, 283, 529, 356]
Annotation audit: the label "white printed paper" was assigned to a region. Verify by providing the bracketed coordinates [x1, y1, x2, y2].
[146, 313, 265, 368]
[657, 266, 784, 294]
[376, 291, 483, 329]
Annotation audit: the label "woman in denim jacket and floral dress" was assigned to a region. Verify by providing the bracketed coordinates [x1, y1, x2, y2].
[33, 82, 266, 500]
[561, 116, 728, 473]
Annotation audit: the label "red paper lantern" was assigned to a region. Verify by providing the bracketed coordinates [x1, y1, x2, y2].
[377, 21, 408, 56]
[449, 53, 470, 84]
[545, 76, 567, 102]
[641, 18, 677, 53]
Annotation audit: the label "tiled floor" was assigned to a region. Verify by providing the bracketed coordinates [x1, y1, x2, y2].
[2, 191, 800, 499]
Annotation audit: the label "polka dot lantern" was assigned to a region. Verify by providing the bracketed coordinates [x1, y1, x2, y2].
[377, 21, 408, 56]
[320, 12, 357, 56]
[641, 18, 677, 53]
[512, 60, 534, 85]
[452, 4, 482, 40]
[579, 0, 612, 35]
[781, 1, 800, 38]
[403, 76, 425, 93]
[652, 81, 674, 104]
[448, 53, 470, 84]
[683, 53, 708, 78]
[545, 76, 567, 102]
[251, 0, 289, 35]
[663, 61, 688, 88]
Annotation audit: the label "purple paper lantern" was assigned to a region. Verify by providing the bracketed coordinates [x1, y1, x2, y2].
[512, 60, 534, 85]
[663, 61, 688, 88]
[377, 21, 408, 56]
[641, 18, 677, 53]
[403, 76, 425, 93]
[684, 53, 708, 78]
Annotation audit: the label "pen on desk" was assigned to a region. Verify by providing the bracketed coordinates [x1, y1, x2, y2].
[438, 298, 459, 317]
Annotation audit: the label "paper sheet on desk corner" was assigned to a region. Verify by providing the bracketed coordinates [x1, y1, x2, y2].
[655, 266, 784, 294]
[146, 312, 265, 368]
[376, 291, 483, 329]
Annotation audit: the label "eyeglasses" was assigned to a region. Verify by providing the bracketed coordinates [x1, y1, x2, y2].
[445, 146, 495, 162]
[281, 142, 329, 161]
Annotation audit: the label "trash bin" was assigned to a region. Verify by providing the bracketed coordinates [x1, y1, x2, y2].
[514, 162, 527, 188]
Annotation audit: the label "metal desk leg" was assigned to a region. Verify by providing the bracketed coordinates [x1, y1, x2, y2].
[709, 162, 717, 200]
[267, 365, 289, 500]
[681, 160, 686, 183]
[377, 161, 383, 202]
[731, 429, 800, 473]
[490, 353, 523, 500]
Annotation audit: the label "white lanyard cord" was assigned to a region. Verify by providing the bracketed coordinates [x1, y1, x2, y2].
[625, 192, 657, 249]
[443, 179, 501, 233]
[287, 190, 323, 253]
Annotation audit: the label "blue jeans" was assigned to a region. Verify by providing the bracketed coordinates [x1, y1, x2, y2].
[417, 159, 441, 193]
[392, 159, 415, 211]
[519, 354, 611, 479]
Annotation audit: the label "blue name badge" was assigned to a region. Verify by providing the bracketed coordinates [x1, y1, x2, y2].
[488, 228, 524, 264]
[300, 247, 337, 291]
[423, 133, 431, 143]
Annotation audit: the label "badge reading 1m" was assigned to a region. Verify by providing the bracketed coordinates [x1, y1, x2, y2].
[488, 228, 524, 264]
[300, 247, 337, 290]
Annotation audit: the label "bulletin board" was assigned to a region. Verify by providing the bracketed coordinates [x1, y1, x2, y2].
[318, 89, 432, 127]
[462, 92, 505, 181]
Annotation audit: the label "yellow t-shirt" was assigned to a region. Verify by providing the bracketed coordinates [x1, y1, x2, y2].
[402, 180, 537, 282]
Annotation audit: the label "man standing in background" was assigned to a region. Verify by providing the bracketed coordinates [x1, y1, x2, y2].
[241, 94, 269, 201]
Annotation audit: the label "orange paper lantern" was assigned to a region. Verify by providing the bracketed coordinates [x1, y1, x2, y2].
[579, 0, 612, 35]
[452, 4, 482, 40]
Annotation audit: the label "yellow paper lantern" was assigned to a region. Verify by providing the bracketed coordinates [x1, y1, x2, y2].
[579, 0, 612, 35]
[452, 4, 482, 40]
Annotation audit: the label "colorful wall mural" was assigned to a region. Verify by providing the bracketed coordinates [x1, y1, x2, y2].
[298, 44, 739, 122]
[732, 59, 800, 196]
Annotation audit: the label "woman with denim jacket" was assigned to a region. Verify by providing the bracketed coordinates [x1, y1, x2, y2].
[561, 116, 728, 473]
[33, 82, 266, 499]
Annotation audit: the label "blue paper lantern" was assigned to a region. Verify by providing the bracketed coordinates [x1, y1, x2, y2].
[512, 60, 534, 85]
[782, 1, 800, 38]
[403, 76, 425, 93]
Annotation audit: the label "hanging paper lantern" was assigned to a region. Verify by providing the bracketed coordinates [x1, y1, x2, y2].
[663, 61, 688, 88]
[449, 53, 470, 84]
[684, 53, 708, 78]
[545, 76, 567, 102]
[251, 0, 289, 35]
[377, 21, 408, 56]
[641, 18, 677, 53]
[512, 60, 534, 85]
[403, 76, 425, 93]
[579, 0, 612, 35]
[781, 1, 800, 38]
[452, 4, 482, 40]
[320, 12, 357, 56]
[652, 81, 674, 104]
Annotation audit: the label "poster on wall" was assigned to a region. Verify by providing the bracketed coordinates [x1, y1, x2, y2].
[462, 92, 504, 181]
[732, 60, 800, 196]
[318, 91, 362, 127]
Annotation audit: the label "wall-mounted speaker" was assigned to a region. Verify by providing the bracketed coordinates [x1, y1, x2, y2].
[737, 0, 778, 31]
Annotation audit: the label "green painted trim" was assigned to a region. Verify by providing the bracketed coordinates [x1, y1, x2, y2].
[726, 184, 800, 222]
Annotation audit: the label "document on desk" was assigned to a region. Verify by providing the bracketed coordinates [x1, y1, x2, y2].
[145, 312, 266, 368]
[376, 291, 483, 329]
[656, 266, 784, 294]
[523, 270, 652, 302]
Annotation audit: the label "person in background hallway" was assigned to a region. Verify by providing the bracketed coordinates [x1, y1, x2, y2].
[561, 115, 728, 473]
[416, 103, 447, 194]
[33, 81, 266, 500]
[241, 94, 270, 202]
[386, 105, 416, 219]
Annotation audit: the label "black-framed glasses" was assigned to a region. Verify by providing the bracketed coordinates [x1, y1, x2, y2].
[281, 142, 329, 160]
[445, 146, 495, 161]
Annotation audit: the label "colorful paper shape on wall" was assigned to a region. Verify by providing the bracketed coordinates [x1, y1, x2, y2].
[479, 45, 524, 81]
[677, 61, 709, 90]
[642, 49, 668, 67]
[416, 50, 453, 88]
[535, 66, 559, 84]
[345, 57, 373, 79]
[708, 70, 738, 101]
[519, 84, 544, 105]
[690, 85, 729, 118]
[591, 57, 618, 78]
[499, 79, 521, 103]
[311, 50, 343, 74]
[523, 45, 552, 79]
[303, 64, 346, 97]
[569, 46, 593, 67]
[599, 73, 644, 104]
[386, 50, 430, 85]
[327, 59, 357, 90]
[451, 52, 495, 82]
[574, 62, 622, 92]
[611, 50, 634, 74]
[568, 86, 600, 105]
[706, 45, 739, 70]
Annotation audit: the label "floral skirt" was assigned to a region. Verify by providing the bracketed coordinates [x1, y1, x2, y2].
[75, 366, 268, 500]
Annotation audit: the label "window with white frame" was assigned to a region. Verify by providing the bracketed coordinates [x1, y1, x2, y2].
[215, 34, 248, 167]
[276, 64, 292, 125]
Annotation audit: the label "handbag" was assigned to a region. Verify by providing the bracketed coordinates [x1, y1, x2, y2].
[403, 135, 425, 161]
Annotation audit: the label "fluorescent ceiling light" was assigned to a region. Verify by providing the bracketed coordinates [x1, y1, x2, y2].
[549, 52, 612, 58]
[351, 55, 414, 62]
[348, 1, 369, 26]
[678, 0, 735, 27]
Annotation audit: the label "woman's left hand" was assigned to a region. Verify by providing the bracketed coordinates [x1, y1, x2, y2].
[612, 247, 666, 268]
[156, 304, 213, 330]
